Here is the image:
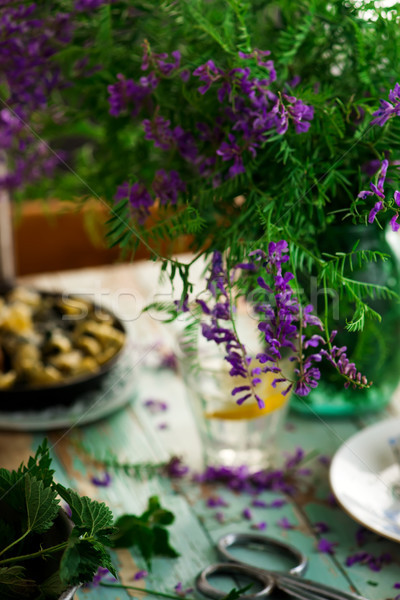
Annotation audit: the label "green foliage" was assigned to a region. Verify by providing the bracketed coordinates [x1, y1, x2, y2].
[0, 440, 117, 598]
[12, 1, 400, 388]
[110, 496, 179, 568]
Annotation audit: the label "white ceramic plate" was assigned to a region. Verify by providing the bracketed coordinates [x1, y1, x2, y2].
[330, 418, 400, 542]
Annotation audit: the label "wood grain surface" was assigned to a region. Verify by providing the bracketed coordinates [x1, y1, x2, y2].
[1, 259, 399, 600]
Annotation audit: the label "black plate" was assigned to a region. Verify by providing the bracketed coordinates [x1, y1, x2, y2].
[0, 290, 127, 412]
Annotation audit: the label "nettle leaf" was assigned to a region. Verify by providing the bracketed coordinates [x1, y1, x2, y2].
[0, 566, 36, 598]
[37, 571, 67, 599]
[21, 439, 55, 488]
[0, 470, 26, 513]
[24, 476, 59, 534]
[141, 496, 175, 526]
[59, 538, 116, 585]
[110, 496, 179, 568]
[152, 526, 179, 559]
[55, 484, 114, 538]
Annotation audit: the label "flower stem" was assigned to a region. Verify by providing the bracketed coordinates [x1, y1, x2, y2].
[0, 530, 30, 559]
[100, 582, 188, 599]
[0, 541, 68, 566]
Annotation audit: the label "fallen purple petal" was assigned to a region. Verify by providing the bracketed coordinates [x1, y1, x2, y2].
[252, 499, 268, 507]
[134, 570, 148, 580]
[144, 398, 169, 413]
[277, 517, 294, 530]
[251, 521, 267, 530]
[206, 495, 229, 507]
[174, 582, 194, 597]
[317, 538, 338, 555]
[313, 521, 330, 534]
[91, 472, 112, 487]
[242, 507, 252, 520]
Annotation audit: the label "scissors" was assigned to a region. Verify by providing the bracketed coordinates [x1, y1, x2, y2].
[196, 533, 369, 600]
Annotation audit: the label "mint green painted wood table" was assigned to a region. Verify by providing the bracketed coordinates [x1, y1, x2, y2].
[1, 260, 399, 600]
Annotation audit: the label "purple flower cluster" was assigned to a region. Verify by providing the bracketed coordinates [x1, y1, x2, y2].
[107, 73, 158, 117]
[240, 242, 325, 397]
[317, 538, 338, 555]
[195, 251, 258, 404]
[109, 46, 314, 221]
[320, 331, 369, 389]
[193, 53, 313, 176]
[345, 551, 392, 572]
[357, 158, 400, 232]
[195, 455, 309, 496]
[74, 0, 110, 10]
[162, 456, 190, 478]
[192, 243, 370, 406]
[142, 42, 181, 76]
[371, 82, 400, 126]
[0, 4, 73, 189]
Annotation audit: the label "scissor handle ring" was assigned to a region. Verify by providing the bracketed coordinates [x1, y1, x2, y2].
[217, 533, 307, 577]
[196, 563, 275, 599]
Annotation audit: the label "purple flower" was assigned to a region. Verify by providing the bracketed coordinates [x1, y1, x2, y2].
[368, 200, 384, 224]
[313, 521, 330, 534]
[75, 0, 108, 9]
[163, 456, 189, 478]
[158, 422, 168, 430]
[172, 126, 199, 162]
[284, 447, 304, 469]
[216, 134, 245, 177]
[252, 499, 268, 507]
[152, 169, 186, 205]
[143, 115, 173, 150]
[242, 507, 252, 520]
[193, 60, 224, 94]
[318, 455, 331, 467]
[91, 472, 112, 487]
[86, 567, 117, 588]
[320, 331, 370, 390]
[277, 517, 294, 530]
[238, 49, 276, 83]
[114, 181, 154, 224]
[108, 73, 156, 117]
[142, 43, 181, 76]
[358, 158, 389, 224]
[159, 351, 178, 371]
[251, 521, 267, 530]
[390, 214, 400, 232]
[144, 398, 168, 413]
[267, 498, 287, 508]
[133, 570, 148, 580]
[206, 495, 229, 508]
[317, 538, 338, 555]
[346, 552, 392, 572]
[371, 82, 400, 126]
[174, 582, 194, 597]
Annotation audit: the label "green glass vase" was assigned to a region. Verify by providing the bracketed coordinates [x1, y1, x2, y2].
[291, 226, 400, 417]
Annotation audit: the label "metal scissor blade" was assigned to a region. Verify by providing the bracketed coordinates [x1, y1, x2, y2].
[277, 581, 325, 600]
[275, 573, 369, 600]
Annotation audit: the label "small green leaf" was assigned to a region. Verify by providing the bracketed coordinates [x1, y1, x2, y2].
[152, 526, 179, 559]
[24, 476, 59, 534]
[110, 496, 178, 568]
[60, 538, 106, 586]
[55, 484, 113, 537]
[0, 566, 36, 598]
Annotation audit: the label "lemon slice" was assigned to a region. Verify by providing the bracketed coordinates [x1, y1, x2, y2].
[205, 371, 289, 421]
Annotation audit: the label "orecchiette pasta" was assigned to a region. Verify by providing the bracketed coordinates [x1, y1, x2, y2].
[0, 288, 125, 389]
